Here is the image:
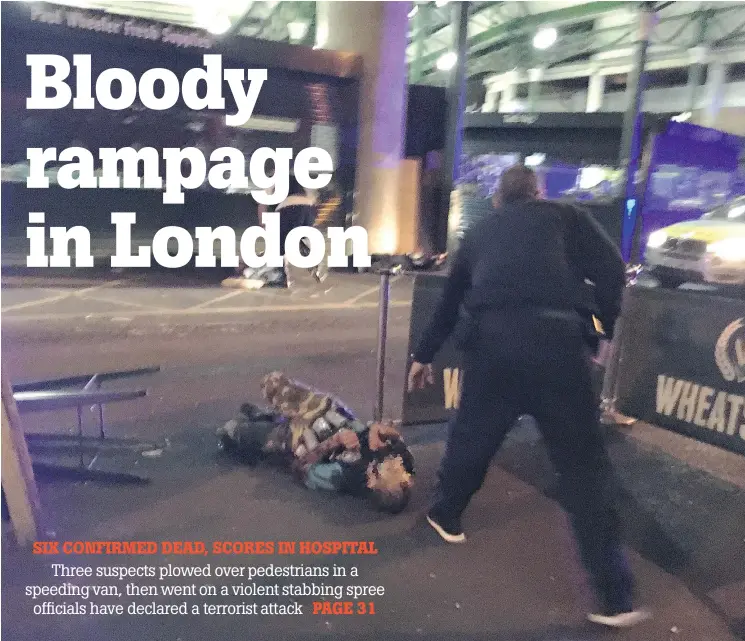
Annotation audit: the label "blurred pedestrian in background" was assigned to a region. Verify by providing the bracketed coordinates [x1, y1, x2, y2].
[223, 175, 316, 289]
[275, 175, 318, 287]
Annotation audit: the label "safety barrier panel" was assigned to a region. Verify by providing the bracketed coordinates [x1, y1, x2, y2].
[614, 286, 745, 456]
[401, 274, 462, 425]
[401, 274, 744, 458]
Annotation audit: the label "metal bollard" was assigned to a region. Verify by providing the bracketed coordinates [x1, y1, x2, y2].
[600, 318, 622, 407]
[374, 265, 401, 422]
[599, 317, 636, 426]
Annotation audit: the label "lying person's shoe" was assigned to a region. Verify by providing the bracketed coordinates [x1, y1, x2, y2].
[426, 509, 466, 543]
[587, 609, 651, 628]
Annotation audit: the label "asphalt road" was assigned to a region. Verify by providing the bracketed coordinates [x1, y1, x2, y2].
[1, 269, 744, 641]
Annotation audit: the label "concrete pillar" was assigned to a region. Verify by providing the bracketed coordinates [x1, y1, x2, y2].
[483, 82, 499, 113]
[586, 72, 605, 112]
[498, 71, 520, 113]
[686, 45, 708, 112]
[702, 60, 727, 128]
[317, 1, 410, 255]
[527, 67, 543, 111]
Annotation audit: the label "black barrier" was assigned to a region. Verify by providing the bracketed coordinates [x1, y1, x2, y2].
[402, 274, 462, 425]
[615, 286, 745, 456]
[403, 263, 745, 456]
[402, 273, 605, 425]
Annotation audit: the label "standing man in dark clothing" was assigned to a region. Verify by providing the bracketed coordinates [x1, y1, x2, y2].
[407, 164, 648, 628]
[224, 176, 317, 289]
[275, 175, 318, 285]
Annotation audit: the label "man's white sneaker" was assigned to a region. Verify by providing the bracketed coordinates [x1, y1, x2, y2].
[426, 513, 466, 544]
[587, 609, 651, 628]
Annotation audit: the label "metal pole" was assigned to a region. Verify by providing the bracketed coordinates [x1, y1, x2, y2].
[98, 404, 105, 440]
[411, 2, 426, 83]
[77, 405, 84, 468]
[442, 0, 469, 256]
[96, 379, 105, 440]
[599, 317, 635, 426]
[374, 268, 393, 422]
[527, 79, 540, 112]
[527, 68, 543, 112]
[687, 11, 710, 112]
[608, 3, 655, 422]
[686, 53, 707, 113]
[618, 2, 655, 263]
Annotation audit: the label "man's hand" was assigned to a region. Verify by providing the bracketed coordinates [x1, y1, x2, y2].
[369, 421, 402, 451]
[594, 338, 613, 366]
[336, 428, 361, 451]
[407, 361, 434, 392]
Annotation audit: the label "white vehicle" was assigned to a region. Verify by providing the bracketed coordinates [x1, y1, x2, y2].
[644, 196, 745, 288]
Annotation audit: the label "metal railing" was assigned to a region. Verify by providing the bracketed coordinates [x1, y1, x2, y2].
[12, 366, 160, 483]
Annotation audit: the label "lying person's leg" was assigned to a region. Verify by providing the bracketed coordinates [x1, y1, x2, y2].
[216, 404, 290, 464]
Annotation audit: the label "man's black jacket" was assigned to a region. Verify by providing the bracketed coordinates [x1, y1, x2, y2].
[413, 199, 625, 364]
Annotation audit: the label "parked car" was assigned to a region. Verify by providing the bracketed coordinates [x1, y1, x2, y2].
[644, 196, 745, 288]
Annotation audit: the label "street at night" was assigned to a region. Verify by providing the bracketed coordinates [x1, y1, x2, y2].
[2, 270, 743, 641]
[4, 1, 745, 639]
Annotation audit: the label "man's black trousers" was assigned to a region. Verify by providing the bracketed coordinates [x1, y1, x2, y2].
[432, 309, 634, 613]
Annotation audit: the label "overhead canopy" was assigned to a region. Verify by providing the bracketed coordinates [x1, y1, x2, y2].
[407, 1, 745, 86]
[20, 2, 745, 102]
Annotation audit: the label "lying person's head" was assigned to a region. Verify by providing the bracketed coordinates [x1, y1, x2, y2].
[363, 427, 415, 514]
[365, 454, 413, 514]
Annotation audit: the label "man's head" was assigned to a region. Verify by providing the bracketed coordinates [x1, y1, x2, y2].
[494, 164, 540, 207]
[365, 455, 413, 514]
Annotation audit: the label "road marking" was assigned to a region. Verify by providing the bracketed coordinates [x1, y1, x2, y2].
[2, 300, 411, 322]
[1, 292, 73, 312]
[343, 275, 401, 306]
[2, 280, 124, 311]
[80, 294, 169, 310]
[87, 453, 100, 471]
[74, 281, 122, 296]
[186, 289, 245, 310]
